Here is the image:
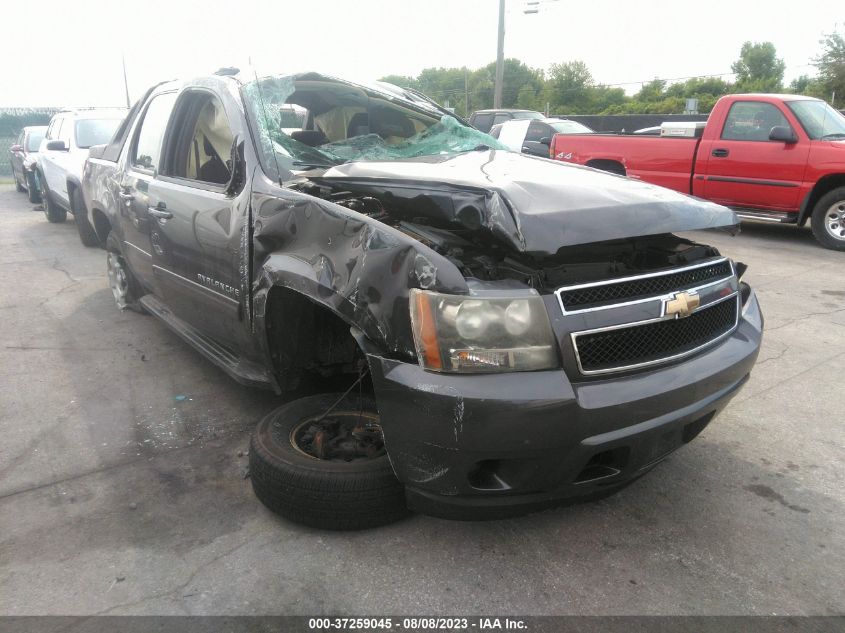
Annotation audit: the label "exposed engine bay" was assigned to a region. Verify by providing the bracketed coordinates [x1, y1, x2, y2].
[290, 181, 722, 292]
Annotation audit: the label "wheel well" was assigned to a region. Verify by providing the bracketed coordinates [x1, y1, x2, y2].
[265, 287, 369, 392]
[91, 209, 112, 244]
[586, 159, 626, 176]
[66, 181, 79, 213]
[800, 174, 845, 226]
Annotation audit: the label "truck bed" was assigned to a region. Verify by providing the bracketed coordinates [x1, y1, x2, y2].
[552, 134, 699, 194]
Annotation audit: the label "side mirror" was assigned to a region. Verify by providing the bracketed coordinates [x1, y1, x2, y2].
[10, 144, 23, 153]
[769, 126, 798, 144]
[539, 136, 552, 146]
[46, 140, 68, 151]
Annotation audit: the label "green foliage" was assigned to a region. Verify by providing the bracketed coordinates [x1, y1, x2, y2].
[731, 41, 785, 92]
[377, 38, 845, 118]
[813, 31, 845, 106]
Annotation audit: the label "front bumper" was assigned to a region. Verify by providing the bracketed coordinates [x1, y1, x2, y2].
[368, 291, 762, 520]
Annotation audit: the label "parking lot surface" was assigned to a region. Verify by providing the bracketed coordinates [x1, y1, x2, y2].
[0, 184, 843, 615]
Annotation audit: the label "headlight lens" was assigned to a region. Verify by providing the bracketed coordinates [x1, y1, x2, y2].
[410, 289, 558, 373]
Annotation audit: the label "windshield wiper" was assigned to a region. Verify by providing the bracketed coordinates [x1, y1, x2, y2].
[292, 160, 336, 169]
[820, 133, 845, 140]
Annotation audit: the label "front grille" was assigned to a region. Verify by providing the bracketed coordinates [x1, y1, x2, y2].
[574, 295, 739, 374]
[559, 260, 732, 311]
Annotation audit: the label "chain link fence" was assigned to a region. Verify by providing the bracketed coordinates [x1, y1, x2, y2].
[0, 108, 58, 178]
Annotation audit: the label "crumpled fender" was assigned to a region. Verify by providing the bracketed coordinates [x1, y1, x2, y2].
[250, 188, 467, 357]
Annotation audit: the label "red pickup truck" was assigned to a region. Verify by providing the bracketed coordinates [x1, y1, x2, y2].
[550, 94, 845, 250]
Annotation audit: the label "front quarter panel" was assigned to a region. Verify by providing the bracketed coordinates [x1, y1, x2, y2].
[250, 177, 468, 358]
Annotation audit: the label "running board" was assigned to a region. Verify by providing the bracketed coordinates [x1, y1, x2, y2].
[140, 295, 277, 391]
[732, 209, 798, 224]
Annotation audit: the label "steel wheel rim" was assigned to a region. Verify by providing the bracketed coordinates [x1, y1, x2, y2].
[107, 253, 129, 309]
[824, 201, 845, 241]
[287, 410, 385, 462]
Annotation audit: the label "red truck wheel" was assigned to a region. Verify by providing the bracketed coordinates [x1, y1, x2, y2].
[811, 186, 845, 251]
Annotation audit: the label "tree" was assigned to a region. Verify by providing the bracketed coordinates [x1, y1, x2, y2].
[813, 31, 845, 105]
[378, 75, 420, 90]
[546, 60, 594, 113]
[731, 41, 785, 92]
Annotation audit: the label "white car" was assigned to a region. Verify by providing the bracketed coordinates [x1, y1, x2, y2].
[37, 108, 126, 242]
[490, 118, 593, 157]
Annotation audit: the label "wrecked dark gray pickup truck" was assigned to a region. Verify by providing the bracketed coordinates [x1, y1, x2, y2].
[81, 71, 763, 529]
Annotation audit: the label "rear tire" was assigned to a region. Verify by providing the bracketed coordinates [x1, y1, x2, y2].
[811, 186, 845, 251]
[249, 393, 410, 530]
[72, 188, 100, 247]
[26, 172, 41, 203]
[39, 174, 66, 223]
[106, 231, 145, 312]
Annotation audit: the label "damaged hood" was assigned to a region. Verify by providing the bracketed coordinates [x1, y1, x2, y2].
[313, 150, 738, 256]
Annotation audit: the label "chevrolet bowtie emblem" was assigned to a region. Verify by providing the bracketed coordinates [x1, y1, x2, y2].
[664, 291, 700, 318]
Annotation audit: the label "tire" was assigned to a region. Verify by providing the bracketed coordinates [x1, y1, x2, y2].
[26, 172, 41, 203]
[71, 188, 100, 247]
[811, 186, 845, 251]
[249, 393, 410, 530]
[39, 173, 67, 223]
[105, 231, 145, 312]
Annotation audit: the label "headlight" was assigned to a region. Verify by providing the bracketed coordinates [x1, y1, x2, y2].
[410, 289, 558, 373]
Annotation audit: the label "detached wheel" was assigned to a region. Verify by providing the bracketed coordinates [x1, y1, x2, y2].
[106, 232, 145, 312]
[249, 393, 409, 530]
[72, 189, 100, 247]
[811, 186, 845, 251]
[26, 172, 41, 203]
[39, 174, 66, 223]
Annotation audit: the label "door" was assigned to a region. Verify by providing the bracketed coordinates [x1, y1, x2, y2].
[700, 100, 809, 210]
[522, 121, 554, 157]
[117, 91, 179, 292]
[146, 90, 246, 347]
[40, 116, 67, 196]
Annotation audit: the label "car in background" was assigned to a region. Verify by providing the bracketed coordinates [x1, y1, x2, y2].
[490, 118, 593, 157]
[37, 108, 126, 245]
[8, 125, 47, 203]
[469, 108, 544, 133]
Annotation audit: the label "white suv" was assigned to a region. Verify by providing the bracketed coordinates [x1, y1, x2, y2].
[37, 108, 126, 243]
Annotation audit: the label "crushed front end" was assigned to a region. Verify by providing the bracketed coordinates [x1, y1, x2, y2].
[367, 246, 762, 520]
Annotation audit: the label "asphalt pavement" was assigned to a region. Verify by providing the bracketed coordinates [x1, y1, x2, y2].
[0, 184, 842, 615]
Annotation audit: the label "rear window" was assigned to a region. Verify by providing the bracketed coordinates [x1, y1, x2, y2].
[75, 118, 123, 149]
[26, 131, 44, 152]
[511, 111, 544, 120]
[548, 120, 593, 134]
[472, 113, 494, 132]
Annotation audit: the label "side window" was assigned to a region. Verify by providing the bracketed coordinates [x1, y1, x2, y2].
[472, 113, 493, 132]
[58, 117, 72, 145]
[721, 102, 790, 142]
[492, 113, 511, 126]
[46, 117, 60, 140]
[525, 121, 549, 142]
[167, 93, 234, 186]
[131, 92, 178, 172]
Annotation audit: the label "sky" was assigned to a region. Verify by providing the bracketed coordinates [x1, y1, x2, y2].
[2, 0, 840, 107]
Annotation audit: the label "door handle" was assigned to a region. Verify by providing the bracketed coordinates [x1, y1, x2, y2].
[712, 148, 730, 157]
[148, 206, 173, 219]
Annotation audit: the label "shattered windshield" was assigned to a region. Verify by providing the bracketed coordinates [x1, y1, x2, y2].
[243, 75, 506, 178]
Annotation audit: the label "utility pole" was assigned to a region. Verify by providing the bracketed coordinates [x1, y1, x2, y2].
[465, 68, 470, 116]
[121, 55, 131, 108]
[494, 0, 505, 108]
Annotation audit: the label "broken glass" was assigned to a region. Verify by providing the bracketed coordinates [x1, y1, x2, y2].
[242, 75, 507, 178]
